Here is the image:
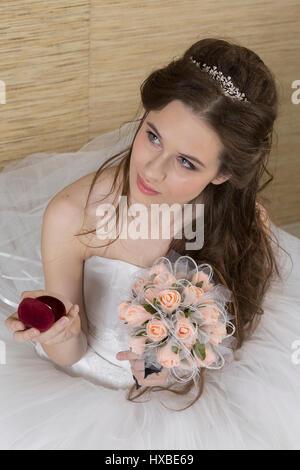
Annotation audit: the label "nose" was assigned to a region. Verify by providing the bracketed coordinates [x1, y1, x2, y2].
[143, 153, 167, 186]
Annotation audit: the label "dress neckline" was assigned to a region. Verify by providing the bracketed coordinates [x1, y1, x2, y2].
[85, 254, 149, 270]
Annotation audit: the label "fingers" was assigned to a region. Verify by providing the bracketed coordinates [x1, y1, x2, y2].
[9, 319, 26, 332]
[13, 327, 40, 343]
[32, 316, 69, 345]
[32, 304, 78, 345]
[116, 350, 145, 372]
[67, 304, 80, 322]
[130, 358, 145, 372]
[5, 313, 26, 333]
[116, 350, 143, 361]
[116, 351, 168, 386]
[8, 303, 79, 345]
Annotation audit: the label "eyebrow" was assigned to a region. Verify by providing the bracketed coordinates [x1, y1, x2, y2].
[146, 121, 207, 169]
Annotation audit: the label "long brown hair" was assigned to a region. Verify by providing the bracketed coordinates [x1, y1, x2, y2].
[75, 37, 292, 411]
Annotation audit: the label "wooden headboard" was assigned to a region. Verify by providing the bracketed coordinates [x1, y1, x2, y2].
[1, 1, 299, 226]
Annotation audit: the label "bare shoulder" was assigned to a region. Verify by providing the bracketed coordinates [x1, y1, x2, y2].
[45, 166, 117, 260]
[52, 166, 116, 210]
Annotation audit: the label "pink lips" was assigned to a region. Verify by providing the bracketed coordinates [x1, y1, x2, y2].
[137, 174, 160, 195]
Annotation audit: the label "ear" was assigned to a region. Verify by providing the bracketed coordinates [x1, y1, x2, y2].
[211, 173, 231, 185]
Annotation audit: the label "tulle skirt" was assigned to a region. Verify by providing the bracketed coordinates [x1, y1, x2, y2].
[0, 121, 300, 450]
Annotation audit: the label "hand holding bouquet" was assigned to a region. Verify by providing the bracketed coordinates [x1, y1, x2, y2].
[117, 254, 235, 389]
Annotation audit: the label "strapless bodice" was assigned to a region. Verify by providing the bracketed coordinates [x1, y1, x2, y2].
[34, 255, 149, 390]
[83, 255, 148, 367]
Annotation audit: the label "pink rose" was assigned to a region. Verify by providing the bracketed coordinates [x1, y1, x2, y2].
[191, 270, 214, 292]
[118, 303, 153, 327]
[153, 271, 177, 288]
[157, 342, 181, 368]
[146, 318, 168, 341]
[198, 304, 219, 324]
[148, 262, 170, 278]
[144, 287, 158, 303]
[175, 313, 197, 348]
[127, 335, 147, 355]
[182, 285, 205, 307]
[117, 301, 132, 322]
[203, 320, 227, 345]
[132, 278, 147, 296]
[157, 289, 181, 314]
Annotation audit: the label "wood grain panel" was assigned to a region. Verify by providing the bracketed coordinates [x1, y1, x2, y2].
[0, 1, 90, 170]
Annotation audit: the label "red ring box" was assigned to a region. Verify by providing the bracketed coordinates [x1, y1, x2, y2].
[18, 295, 67, 333]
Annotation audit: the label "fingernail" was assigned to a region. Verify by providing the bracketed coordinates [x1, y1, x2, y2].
[61, 317, 69, 325]
[30, 330, 38, 337]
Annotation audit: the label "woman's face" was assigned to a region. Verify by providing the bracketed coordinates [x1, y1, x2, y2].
[129, 100, 229, 207]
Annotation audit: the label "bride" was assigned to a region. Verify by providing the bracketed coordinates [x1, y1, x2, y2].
[1, 38, 300, 450]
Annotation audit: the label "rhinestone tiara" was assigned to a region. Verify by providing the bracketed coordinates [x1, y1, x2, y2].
[190, 56, 248, 102]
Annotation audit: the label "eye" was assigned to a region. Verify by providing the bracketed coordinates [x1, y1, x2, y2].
[146, 130, 160, 145]
[146, 130, 196, 171]
[177, 156, 196, 171]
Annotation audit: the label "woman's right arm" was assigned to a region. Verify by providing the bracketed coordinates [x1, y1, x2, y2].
[5, 186, 90, 368]
[35, 185, 90, 366]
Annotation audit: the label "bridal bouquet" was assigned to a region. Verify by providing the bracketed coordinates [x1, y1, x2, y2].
[117, 254, 236, 386]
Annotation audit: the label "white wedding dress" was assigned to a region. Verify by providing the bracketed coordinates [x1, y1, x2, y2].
[0, 120, 300, 450]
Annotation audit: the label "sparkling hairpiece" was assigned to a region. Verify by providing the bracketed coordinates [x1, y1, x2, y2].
[190, 56, 248, 102]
